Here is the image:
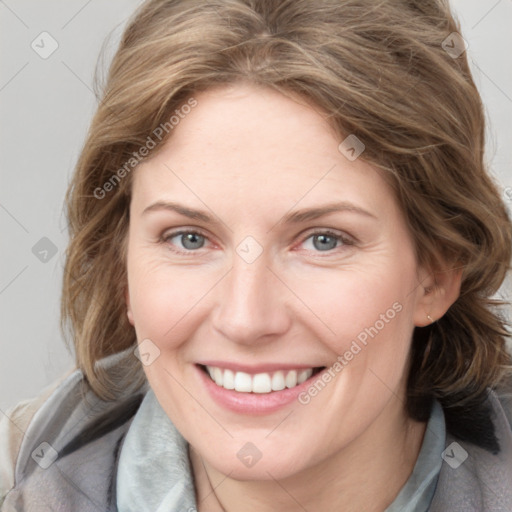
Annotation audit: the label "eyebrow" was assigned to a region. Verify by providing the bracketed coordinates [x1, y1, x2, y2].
[142, 200, 377, 225]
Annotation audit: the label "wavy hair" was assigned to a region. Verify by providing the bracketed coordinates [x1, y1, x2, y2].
[61, 0, 512, 451]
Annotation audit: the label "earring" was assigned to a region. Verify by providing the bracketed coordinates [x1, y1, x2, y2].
[427, 314, 434, 324]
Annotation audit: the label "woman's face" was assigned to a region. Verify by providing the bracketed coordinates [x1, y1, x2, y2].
[125, 82, 433, 479]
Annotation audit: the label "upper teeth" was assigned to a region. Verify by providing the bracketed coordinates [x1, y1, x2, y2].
[205, 366, 314, 393]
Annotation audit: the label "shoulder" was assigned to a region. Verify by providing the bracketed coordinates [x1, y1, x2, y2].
[0, 368, 74, 506]
[430, 383, 512, 512]
[496, 379, 512, 427]
[0, 349, 147, 511]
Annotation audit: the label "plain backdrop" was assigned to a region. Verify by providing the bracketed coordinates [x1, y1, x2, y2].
[1, 0, 511, 412]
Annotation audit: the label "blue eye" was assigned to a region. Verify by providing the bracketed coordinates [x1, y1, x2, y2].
[301, 231, 350, 252]
[164, 230, 207, 252]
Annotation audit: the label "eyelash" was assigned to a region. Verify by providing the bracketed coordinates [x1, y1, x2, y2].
[159, 228, 355, 256]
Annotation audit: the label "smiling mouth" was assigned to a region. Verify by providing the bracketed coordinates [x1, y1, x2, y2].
[199, 364, 325, 393]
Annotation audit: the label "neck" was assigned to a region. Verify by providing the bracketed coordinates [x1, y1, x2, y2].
[190, 396, 427, 512]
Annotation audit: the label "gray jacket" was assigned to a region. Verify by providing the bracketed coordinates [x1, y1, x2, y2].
[1, 354, 512, 511]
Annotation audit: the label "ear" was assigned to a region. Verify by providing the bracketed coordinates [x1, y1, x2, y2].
[125, 286, 135, 326]
[413, 260, 463, 327]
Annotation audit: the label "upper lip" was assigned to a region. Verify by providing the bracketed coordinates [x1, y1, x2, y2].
[197, 361, 325, 374]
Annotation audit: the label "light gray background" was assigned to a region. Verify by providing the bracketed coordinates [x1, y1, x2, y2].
[1, 0, 511, 411]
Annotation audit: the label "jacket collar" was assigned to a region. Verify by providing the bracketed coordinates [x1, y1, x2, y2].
[430, 390, 512, 511]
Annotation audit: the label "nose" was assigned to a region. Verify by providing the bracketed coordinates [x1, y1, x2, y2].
[211, 250, 291, 346]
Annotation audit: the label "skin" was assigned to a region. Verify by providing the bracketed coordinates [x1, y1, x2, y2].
[125, 82, 461, 512]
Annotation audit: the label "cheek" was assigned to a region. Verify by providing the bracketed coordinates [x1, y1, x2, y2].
[126, 254, 214, 345]
[294, 262, 416, 356]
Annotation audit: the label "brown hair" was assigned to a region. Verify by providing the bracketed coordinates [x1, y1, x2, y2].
[61, 0, 512, 450]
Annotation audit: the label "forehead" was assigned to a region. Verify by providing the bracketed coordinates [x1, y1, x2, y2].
[131, 83, 396, 219]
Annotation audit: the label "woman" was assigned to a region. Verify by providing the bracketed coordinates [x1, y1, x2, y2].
[1, 0, 511, 510]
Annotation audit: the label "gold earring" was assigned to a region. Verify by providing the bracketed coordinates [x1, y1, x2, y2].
[427, 314, 434, 324]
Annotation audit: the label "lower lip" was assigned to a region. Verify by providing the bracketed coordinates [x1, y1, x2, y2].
[196, 365, 322, 415]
